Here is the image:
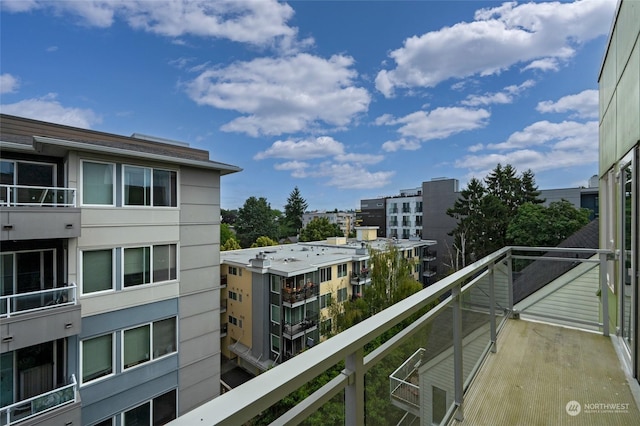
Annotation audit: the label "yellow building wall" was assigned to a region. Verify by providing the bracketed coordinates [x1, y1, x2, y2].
[221, 264, 253, 359]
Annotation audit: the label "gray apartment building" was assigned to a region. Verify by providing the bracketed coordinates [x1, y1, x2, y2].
[0, 114, 240, 425]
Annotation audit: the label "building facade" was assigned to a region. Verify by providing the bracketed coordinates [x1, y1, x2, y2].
[0, 114, 240, 425]
[386, 188, 423, 240]
[355, 198, 386, 237]
[302, 210, 356, 237]
[219, 231, 436, 376]
[598, 0, 640, 385]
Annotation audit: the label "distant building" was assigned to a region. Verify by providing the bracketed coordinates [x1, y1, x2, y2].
[386, 187, 423, 239]
[356, 198, 386, 237]
[219, 231, 436, 377]
[302, 210, 356, 236]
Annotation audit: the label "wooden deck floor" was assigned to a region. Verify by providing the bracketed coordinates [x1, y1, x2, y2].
[451, 320, 640, 426]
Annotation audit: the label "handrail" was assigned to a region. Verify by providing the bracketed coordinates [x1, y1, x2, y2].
[0, 283, 77, 318]
[0, 184, 77, 207]
[170, 246, 611, 426]
[1, 375, 77, 425]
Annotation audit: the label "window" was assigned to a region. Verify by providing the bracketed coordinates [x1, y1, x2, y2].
[271, 334, 280, 354]
[122, 389, 176, 426]
[319, 293, 332, 309]
[320, 267, 332, 282]
[337, 263, 347, 278]
[123, 318, 176, 370]
[432, 386, 447, 424]
[270, 276, 280, 294]
[228, 291, 238, 300]
[124, 244, 177, 287]
[153, 244, 177, 282]
[271, 304, 280, 324]
[82, 249, 113, 294]
[124, 247, 151, 287]
[337, 287, 347, 303]
[228, 315, 238, 326]
[82, 334, 113, 384]
[82, 161, 114, 205]
[124, 166, 177, 207]
[229, 266, 238, 275]
[321, 318, 332, 335]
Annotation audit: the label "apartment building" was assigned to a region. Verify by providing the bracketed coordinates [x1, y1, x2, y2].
[0, 114, 240, 425]
[301, 210, 356, 237]
[219, 229, 435, 376]
[386, 188, 423, 240]
[598, 0, 640, 383]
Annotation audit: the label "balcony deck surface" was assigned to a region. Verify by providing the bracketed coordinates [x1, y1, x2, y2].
[452, 319, 640, 426]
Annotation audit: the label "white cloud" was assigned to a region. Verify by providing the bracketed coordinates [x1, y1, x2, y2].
[46, 46, 58, 52]
[379, 107, 490, 146]
[312, 162, 394, 189]
[456, 119, 598, 177]
[0, 73, 20, 94]
[254, 136, 345, 160]
[462, 79, 535, 106]
[3, 0, 301, 48]
[468, 143, 484, 152]
[334, 153, 384, 165]
[488, 120, 597, 150]
[0, 93, 101, 128]
[186, 53, 370, 136]
[382, 138, 421, 152]
[536, 89, 598, 118]
[375, 0, 615, 97]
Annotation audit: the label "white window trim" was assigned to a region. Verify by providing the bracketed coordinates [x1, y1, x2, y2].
[79, 332, 115, 386]
[121, 164, 179, 208]
[80, 160, 116, 207]
[80, 248, 115, 295]
[121, 243, 179, 289]
[121, 317, 178, 372]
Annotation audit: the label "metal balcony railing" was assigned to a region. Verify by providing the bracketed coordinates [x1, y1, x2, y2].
[0, 184, 76, 207]
[1, 375, 77, 426]
[171, 246, 612, 426]
[282, 284, 319, 304]
[283, 314, 319, 338]
[0, 284, 77, 318]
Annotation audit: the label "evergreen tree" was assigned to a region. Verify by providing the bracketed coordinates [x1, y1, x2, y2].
[283, 186, 308, 236]
[235, 196, 279, 248]
[299, 217, 343, 242]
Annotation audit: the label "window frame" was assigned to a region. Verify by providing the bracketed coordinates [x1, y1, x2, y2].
[337, 287, 348, 303]
[121, 389, 177, 426]
[320, 266, 332, 282]
[122, 165, 177, 208]
[122, 244, 178, 288]
[121, 317, 177, 371]
[81, 160, 115, 206]
[337, 263, 347, 278]
[80, 248, 115, 295]
[80, 332, 115, 386]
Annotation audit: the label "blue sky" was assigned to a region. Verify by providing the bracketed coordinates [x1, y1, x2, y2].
[0, 0, 616, 211]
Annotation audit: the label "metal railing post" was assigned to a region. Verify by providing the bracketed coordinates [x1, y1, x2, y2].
[452, 284, 464, 422]
[507, 251, 514, 315]
[600, 252, 610, 337]
[489, 262, 497, 353]
[345, 348, 364, 425]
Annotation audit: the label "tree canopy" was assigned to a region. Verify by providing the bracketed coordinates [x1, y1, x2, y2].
[447, 164, 544, 267]
[283, 186, 308, 237]
[235, 196, 279, 248]
[251, 236, 279, 248]
[506, 200, 591, 247]
[299, 217, 343, 242]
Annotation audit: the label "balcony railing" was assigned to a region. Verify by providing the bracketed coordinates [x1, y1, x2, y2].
[0, 184, 76, 207]
[0, 284, 77, 318]
[350, 270, 370, 285]
[1, 375, 77, 426]
[283, 314, 319, 338]
[282, 284, 319, 304]
[171, 246, 612, 426]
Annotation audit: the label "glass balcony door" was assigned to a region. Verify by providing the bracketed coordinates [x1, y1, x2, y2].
[620, 148, 638, 378]
[1, 250, 56, 314]
[0, 160, 56, 205]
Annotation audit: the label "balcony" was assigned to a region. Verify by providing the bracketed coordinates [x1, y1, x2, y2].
[0, 284, 77, 319]
[350, 269, 370, 286]
[220, 298, 227, 313]
[282, 283, 319, 305]
[423, 266, 437, 277]
[221, 323, 228, 337]
[0, 375, 78, 426]
[220, 275, 228, 288]
[283, 314, 319, 339]
[171, 247, 640, 426]
[0, 184, 80, 241]
[423, 250, 437, 262]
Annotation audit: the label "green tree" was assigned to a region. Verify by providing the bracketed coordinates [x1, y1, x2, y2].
[235, 196, 279, 248]
[299, 217, 343, 242]
[221, 208, 238, 225]
[365, 244, 422, 316]
[220, 223, 234, 246]
[283, 186, 308, 236]
[221, 237, 241, 251]
[447, 164, 544, 266]
[507, 200, 591, 247]
[251, 236, 279, 247]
